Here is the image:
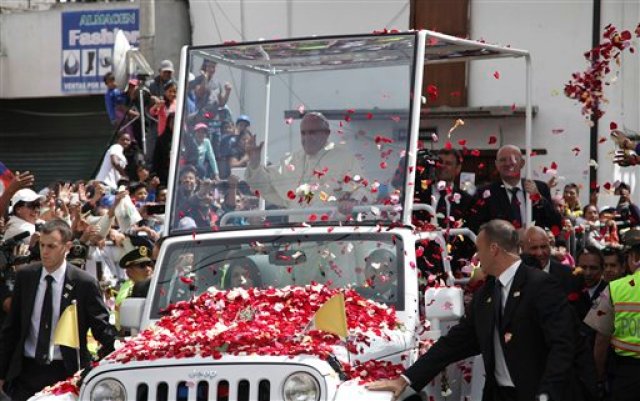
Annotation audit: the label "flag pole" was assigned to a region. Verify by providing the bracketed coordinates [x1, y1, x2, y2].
[72, 300, 80, 371]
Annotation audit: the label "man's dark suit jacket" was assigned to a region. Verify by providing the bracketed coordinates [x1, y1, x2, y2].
[413, 185, 476, 274]
[413, 185, 472, 226]
[0, 263, 116, 382]
[575, 279, 607, 321]
[468, 179, 562, 233]
[404, 264, 577, 401]
[548, 259, 585, 310]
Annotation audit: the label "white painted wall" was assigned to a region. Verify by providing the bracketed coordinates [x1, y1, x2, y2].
[467, 0, 640, 206]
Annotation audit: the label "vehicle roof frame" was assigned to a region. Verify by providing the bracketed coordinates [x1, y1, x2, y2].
[165, 30, 533, 236]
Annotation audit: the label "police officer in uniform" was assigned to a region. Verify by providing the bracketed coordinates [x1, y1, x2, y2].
[584, 228, 640, 401]
[114, 236, 154, 331]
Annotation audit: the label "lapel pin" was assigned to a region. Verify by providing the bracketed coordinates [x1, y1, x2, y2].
[486, 297, 492, 303]
[65, 284, 73, 291]
[63, 292, 69, 299]
[504, 332, 513, 343]
[513, 291, 521, 298]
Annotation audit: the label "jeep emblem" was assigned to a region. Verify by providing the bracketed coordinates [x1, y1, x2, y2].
[188, 370, 218, 380]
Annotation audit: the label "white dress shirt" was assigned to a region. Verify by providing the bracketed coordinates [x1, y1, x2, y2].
[431, 185, 452, 218]
[503, 180, 526, 224]
[493, 260, 520, 387]
[24, 261, 67, 361]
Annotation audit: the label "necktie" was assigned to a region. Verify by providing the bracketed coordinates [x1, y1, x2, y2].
[36, 275, 54, 365]
[509, 187, 522, 226]
[494, 279, 503, 329]
[436, 190, 448, 226]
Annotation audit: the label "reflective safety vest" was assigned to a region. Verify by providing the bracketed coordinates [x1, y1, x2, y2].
[610, 270, 640, 358]
[114, 280, 135, 330]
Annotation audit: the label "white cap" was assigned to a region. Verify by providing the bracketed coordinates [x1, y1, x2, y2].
[177, 216, 197, 230]
[9, 189, 43, 213]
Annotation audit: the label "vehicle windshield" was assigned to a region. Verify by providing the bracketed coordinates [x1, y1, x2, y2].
[150, 233, 404, 318]
[169, 34, 416, 233]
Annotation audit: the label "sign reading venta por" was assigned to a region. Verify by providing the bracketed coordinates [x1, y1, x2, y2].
[61, 9, 139, 94]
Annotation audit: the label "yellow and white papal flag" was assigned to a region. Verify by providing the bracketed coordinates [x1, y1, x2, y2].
[54, 303, 80, 349]
[308, 293, 349, 338]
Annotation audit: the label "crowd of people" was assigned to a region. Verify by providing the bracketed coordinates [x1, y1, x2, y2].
[0, 56, 636, 400]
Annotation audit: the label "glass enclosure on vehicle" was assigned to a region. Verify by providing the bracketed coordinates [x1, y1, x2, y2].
[150, 233, 404, 318]
[168, 34, 416, 234]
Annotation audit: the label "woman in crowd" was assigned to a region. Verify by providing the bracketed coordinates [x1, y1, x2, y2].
[149, 80, 177, 139]
[563, 183, 582, 221]
[192, 123, 220, 180]
[223, 258, 262, 290]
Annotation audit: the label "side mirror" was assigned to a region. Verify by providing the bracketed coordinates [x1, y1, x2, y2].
[423, 287, 464, 339]
[120, 298, 146, 332]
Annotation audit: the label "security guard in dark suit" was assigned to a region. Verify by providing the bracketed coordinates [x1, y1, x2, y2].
[368, 220, 579, 401]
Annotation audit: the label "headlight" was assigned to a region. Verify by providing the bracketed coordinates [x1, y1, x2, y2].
[283, 372, 320, 401]
[91, 378, 126, 401]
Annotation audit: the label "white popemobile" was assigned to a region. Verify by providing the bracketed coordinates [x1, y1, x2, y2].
[34, 30, 534, 401]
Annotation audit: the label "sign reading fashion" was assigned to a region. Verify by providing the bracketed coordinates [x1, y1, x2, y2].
[61, 9, 139, 94]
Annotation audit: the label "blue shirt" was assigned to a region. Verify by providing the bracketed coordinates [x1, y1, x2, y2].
[104, 87, 126, 123]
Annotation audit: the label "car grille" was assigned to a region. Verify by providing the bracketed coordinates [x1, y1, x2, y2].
[134, 378, 271, 401]
[84, 362, 325, 401]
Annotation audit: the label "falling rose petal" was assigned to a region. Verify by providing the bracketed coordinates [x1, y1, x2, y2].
[572, 147, 581, 156]
[552, 129, 565, 135]
[598, 136, 607, 144]
[470, 149, 481, 157]
[603, 182, 612, 191]
[483, 189, 491, 199]
[179, 276, 194, 285]
[488, 135, 497, 144]
[366, 112, 374, 120]
[610, 121, 618, 130]
[380, 161, 388, 169]
[478, 162, 485, 169]
[550, 161, 558, 170]
[457, 139, 467, 146]
[493, 71, 500, 79]
[426, 84, 439, 102]
[447, 119, 465, 138]
[285, 117, 294, 125]
[511, 103, 516, 111]
[308, 214, 318, 222]
[287, 190, 296, 200]
[297, 104, 305, 115]
[390, 116, 401, 123]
